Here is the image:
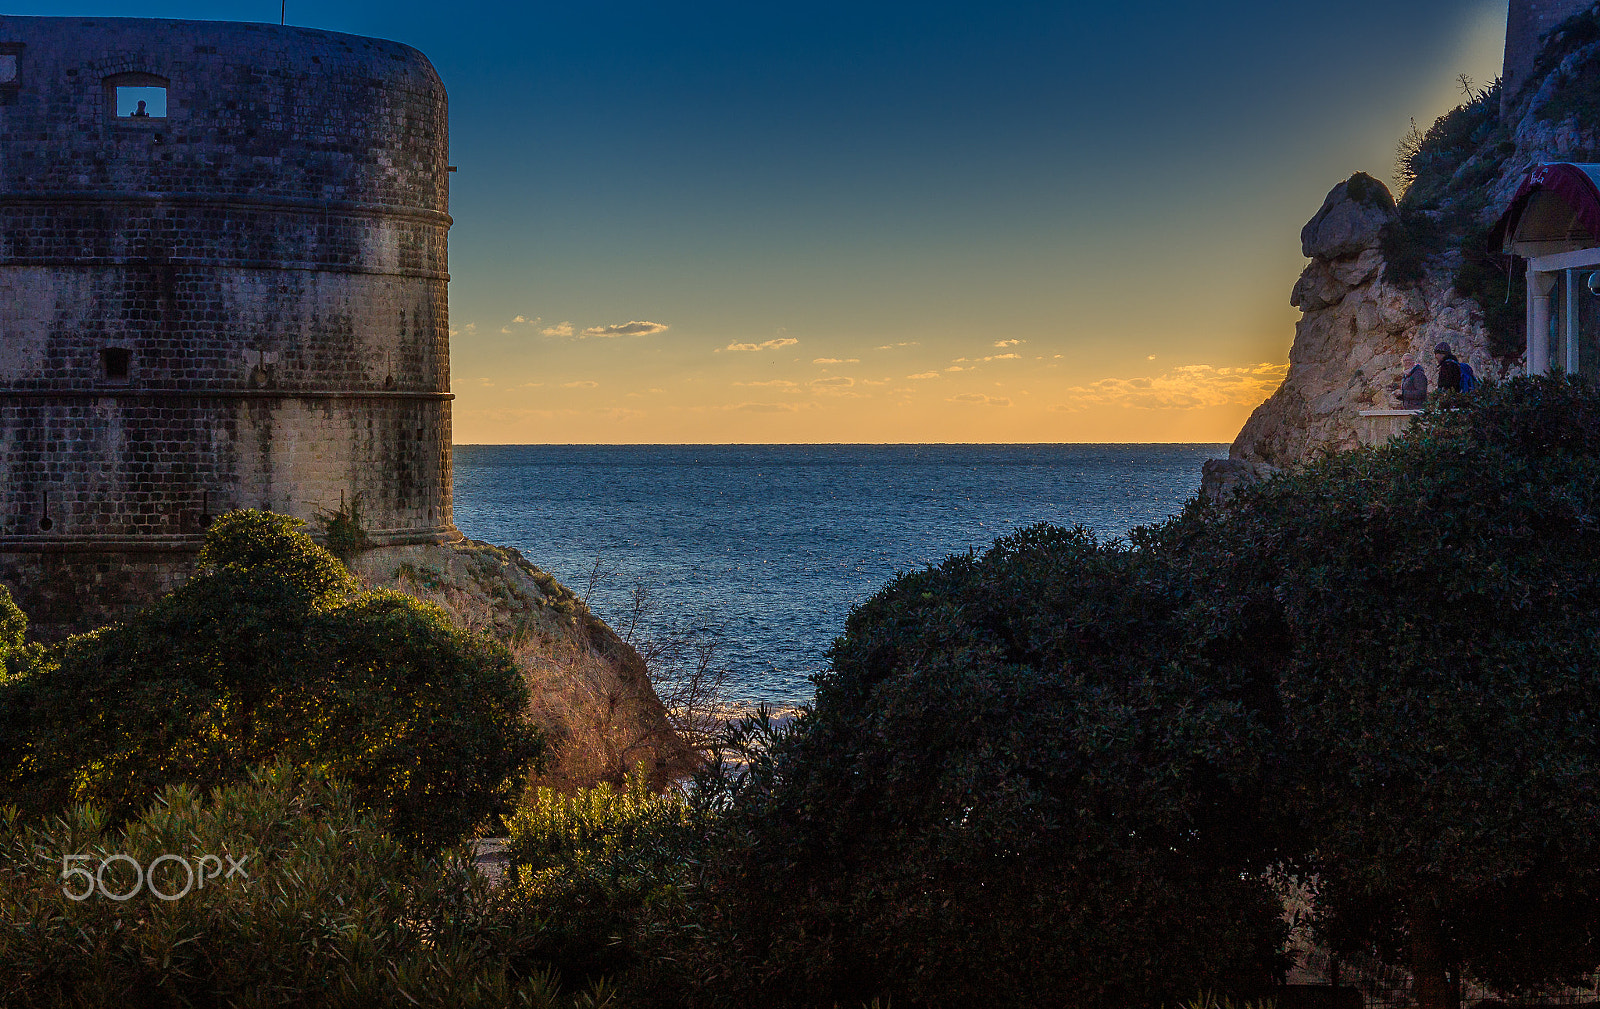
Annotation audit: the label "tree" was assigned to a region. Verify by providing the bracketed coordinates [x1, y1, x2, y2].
[0, 509, 544, 850]
[671, 525, 1287, 1009]
[1154, 377, 1600, 1008]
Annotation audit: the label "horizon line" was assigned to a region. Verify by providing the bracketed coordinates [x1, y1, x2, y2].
[452, 440, 1233, 448]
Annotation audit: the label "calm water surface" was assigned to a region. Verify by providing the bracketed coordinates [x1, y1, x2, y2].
[451, 444, 1226, 706]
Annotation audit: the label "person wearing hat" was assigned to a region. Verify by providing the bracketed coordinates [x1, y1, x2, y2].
[1434, 341, 1462, 393]
[1397, 353, 1427, 408]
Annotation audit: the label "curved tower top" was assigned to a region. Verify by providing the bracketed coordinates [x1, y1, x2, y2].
[0, 16, 458, 636]
[1504, 0, 1592, 106]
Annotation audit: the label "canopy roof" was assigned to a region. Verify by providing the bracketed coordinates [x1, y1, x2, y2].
[1496, 163, 1600, 257]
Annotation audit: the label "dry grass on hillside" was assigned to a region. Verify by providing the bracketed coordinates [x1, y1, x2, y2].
[384, 559, 701, 794]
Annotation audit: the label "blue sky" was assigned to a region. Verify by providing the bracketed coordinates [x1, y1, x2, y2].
[8, 0, 1509, 441]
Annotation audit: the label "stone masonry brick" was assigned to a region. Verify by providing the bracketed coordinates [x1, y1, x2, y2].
[0, 16, 459, 637]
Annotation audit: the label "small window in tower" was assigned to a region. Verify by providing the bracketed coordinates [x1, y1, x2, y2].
[101, 347, 132, 382]
[103, 72, 170, 122]
[116, 86, 166, 118]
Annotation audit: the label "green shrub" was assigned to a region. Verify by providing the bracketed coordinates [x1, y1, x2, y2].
[1151, 375, 1600, 1006]
[1397, 80, 1501, 211]
[0, 510, 543, 851]
[1453, 225, 1526, 362]
[502, 766, 698, 985]
[1379, 206, 1447, 286]
[664, 532, 1288, 1009]
[318, 491, 375, 563]
[0, 762, 615, 1008]
[1343, 170, 1395, 211]
[652, 377, 1600, 1009]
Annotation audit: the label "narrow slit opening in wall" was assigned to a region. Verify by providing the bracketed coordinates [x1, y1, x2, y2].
[116, 86, 166, 118]
[101, 347, 131, 381]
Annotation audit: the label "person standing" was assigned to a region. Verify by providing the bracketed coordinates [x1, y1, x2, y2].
[1398, 353, 1427, 408]
[1434, 342, 1462, 393]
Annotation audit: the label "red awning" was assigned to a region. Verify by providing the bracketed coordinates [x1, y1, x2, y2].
[1495, 162, 1600, 254]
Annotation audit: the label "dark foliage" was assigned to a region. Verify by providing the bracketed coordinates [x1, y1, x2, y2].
[1149, 376, 1600, 1005]
[1453, 226, 1527, 363]
[640, 378, 1600, 1009]
[663, 528, 1289, 1009]
[1380, 207, 1448, 287]
[1398, 81, 1502, 212]
[1345, 171, 1396, 212]
[318, 490, 375, 563]
[0, 510, 544, 851]
[0, 762, 616, 1008]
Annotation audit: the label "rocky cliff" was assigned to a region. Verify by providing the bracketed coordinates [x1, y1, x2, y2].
[1209, 3, 1600, 493]
[351, 539, 700, 792]
[1219, 178, 1496, 476]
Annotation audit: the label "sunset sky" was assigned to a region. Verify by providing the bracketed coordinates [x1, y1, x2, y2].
[18, 0, 1509, 443]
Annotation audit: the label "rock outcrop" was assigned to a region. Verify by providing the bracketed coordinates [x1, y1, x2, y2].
[1227, 181, 1495, 473]
[351, 539, 700, 792]
[1213, 5, 1600, 498]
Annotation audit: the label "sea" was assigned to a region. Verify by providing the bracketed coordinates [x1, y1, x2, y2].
[451, 444, 1227, 708]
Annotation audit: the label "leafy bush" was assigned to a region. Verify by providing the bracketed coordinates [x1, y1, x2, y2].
[1379, 206, 1447, 286]
[1150, 375, 1600, 1006]
[664, 531, 1288, 1009]
[0, 510, 544, 851]
[1343, 170, 1395, 211]
[1397, 80, 1502, 211]
[1453, 225, 1526, 362]
[501, 767, 698, 984]
[647, 377, 1600, 1009]
[0, 762, 616, 1008]
[318, 490, 375, 563]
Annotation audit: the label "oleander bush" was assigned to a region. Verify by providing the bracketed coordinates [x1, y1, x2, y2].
[501, 766, 699, 984]
[0, 762, 617, 1008]
[0, 509, 544, 851]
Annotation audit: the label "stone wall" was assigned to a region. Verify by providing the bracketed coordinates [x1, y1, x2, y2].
[0, 16, 456, 632]
[1503, 0, 1592, 108]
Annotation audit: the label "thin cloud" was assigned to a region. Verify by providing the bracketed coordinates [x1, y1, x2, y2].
[1052, 363, 1288, 412]
[945, 366, 966, 372]
[542, 322, 575, 337]
[876, 341, 920, 350]
[994, 339, 1024, 348]
[813, 357, 860, 364]
[722, 338, 799, 352]
[906, 371, 941, 380]
[809, 376, 857, 395]
[734, 379, 799, 388]
[949, 393, 1012, 407]
[581, 320, 669, 338]
[561, 380, 600, 389]
[725, 401, 810, 413]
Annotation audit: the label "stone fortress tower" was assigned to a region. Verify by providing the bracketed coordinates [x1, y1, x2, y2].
[1503, 0, 1594, 106]
[0, 16, 459, 635]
